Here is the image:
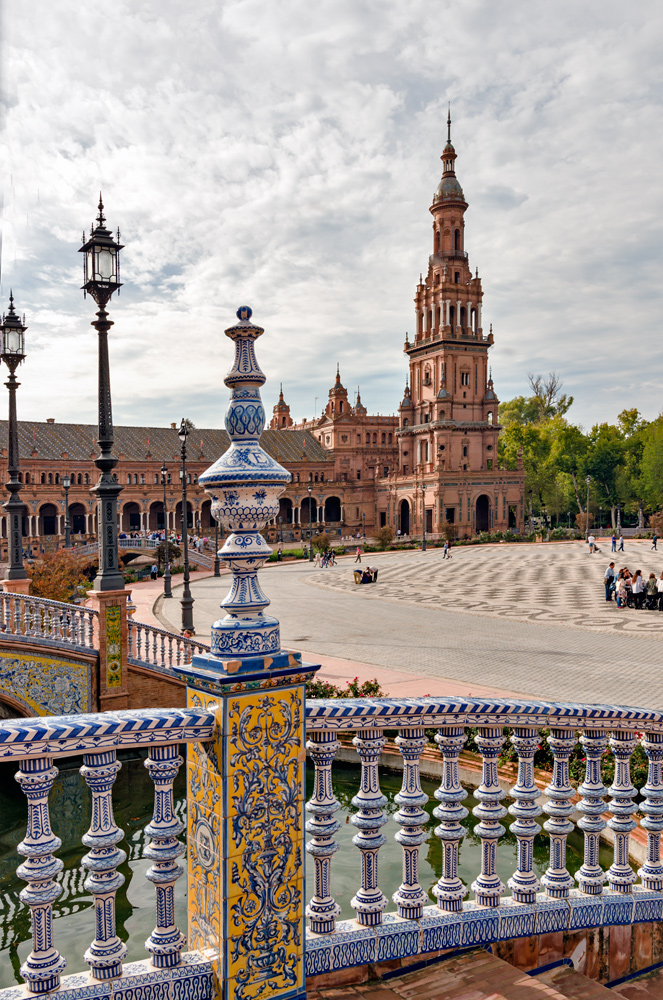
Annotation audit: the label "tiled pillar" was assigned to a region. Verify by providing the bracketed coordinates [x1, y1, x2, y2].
[86, 590, 130, 710]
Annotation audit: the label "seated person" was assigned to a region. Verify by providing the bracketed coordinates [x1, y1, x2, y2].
[361, 569, 372, 584]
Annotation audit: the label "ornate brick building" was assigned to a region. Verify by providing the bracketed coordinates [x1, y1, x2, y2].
[274, 115, 525, 538]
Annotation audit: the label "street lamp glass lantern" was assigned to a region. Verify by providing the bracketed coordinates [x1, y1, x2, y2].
[0, 297, 27, 363]
[161, 463, 167, 482]
[63, 474, 71, 490]
[80, 198, 123, 302]
[178, 419, 189, 444]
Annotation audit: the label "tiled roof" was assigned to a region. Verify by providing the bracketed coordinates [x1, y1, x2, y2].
[0, 421, 331, 466]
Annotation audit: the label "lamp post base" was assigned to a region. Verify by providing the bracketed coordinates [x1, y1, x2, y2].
[1, 578, 31, 595]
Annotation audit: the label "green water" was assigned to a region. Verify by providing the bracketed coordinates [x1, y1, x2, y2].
[0, 755, 612, 988]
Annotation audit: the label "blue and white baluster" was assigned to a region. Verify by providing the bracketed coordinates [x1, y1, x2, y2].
[393, 728, 429, 919]
[607, 730, 638, 893]
[15, 757, 67, 993]
[80, 750, 128, 979]
[351, 729, 388, 926]
[507, 728, 541, 903]
[575, 730, 607, 895]
[541, 728, 576, 898]
[470, 727, 507, 907]
[638, 731, 663, 891]
[144, 745, 186, 966]
[432, 726, 468, 912]
[306, 732, 342, 934]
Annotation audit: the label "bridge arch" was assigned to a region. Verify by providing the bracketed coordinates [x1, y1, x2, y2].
[0, 692, 33, 719]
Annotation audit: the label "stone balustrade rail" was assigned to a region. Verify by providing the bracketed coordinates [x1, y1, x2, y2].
[127, 619, 210, 669]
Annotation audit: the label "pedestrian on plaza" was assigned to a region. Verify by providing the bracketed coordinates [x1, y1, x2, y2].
[588, 533, 596, 554]
[604, 562, 615, 602]
[632, 569, 646, 609]
[354, 545, 362, 563]
[313, 550, 321, 567]
[618, 534, 625, 552]
[150, 562, 158, 581]
[611, 532, 617, 552]
[658, 572, 663, 612]
[652, 532, 658, 551]
[646, 573, 658, 605]
[443, 540, 449, 559]
[616, 572, 627, 608]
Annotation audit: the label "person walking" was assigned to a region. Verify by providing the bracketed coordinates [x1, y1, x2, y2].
[616, 572, 627, 609]
[604, 562, 615, 602]
[443, 540, 449, 559]
[355, 545, 362, 563]
[618, 534, 625, 552]
[588, 533, 596, 554]
[151, 562, 158, 581]
[652, 532, 658, 551]
[658, 572, 663, 612]
[611, 532, 617, 552]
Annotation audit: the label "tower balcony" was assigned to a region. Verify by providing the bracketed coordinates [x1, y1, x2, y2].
[429, 251, 468, 266]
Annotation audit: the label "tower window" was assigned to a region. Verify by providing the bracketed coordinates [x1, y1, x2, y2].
[463, 446, 468, 457]
[461, 372, 470, 386]
[454, 229, 460, 251]
[454, 272, 460, 284]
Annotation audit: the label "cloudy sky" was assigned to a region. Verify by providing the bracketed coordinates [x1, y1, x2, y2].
[2, 0, 662, 435]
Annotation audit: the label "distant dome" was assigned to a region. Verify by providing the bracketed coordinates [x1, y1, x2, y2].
[400, 394, 413, 408]
[435, 175, 465, 200]
[485, 389, 496, 401]
[437, 388, 450, 399]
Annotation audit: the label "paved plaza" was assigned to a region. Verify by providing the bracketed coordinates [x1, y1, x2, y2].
[158, 540, 663, 710]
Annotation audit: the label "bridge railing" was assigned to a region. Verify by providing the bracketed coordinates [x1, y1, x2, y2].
[303, 696, 663, 972]
[3, 695, 663, 997]
[127, 618, 210, 668]
[0, 592, 97, 649]
[0, 708, 215, 995]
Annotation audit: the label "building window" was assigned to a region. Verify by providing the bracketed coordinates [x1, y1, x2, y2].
[366, 433, 370, 444]
[381, 433, 386, 445]
[356, 470, 361, 480]
[403, 419, 409, 427]
[140, 474, 145, 485]
[342, 472, 347, 482]
[48, 473, 52, 485]
[384, 466, 389, 477]
[388, 433, 392, 444]
[41, 473, 45, 484]
[461, 372, 469, 386]
[85, 474, 89, 485]
[454, 271, 460, 283]
[356, 434, 361, 443]
[127, 474, 131, 484]
[463, 445, 468, 457]
[154, 474, 159, 484]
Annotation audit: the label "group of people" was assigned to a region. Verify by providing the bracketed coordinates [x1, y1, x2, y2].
[313, 549, 338, 568]
[604, 561, 663, 609]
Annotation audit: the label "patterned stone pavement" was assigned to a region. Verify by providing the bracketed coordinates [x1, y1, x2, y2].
[162, 540, 663, 710]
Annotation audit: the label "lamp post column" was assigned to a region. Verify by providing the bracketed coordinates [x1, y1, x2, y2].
[179, 422, 194, 633]
[308, 484, 313, 561]
[1, 295, 28, 586]
[585, 476, 591, 543]
[161, 463, 172, 598]
[421, 483, 427, 552]
[63, 476, 71, 548]
[213, 518, 220, 577]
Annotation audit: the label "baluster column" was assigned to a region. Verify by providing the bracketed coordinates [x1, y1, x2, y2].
[351, 728, 388, 925]
[80, 750, 128, 978]
[393, 728, 429, 919]
[541, 728, 576, 897]
[15, 756, 66, 993]
[87, 610, 94, 647]
[638, 732, 663, 890]
[432, 726, 468, 911]
[305, 732, 342, 933]
[507, 728, 541, 903]
[575, 729, 607, 895]
[607, 730, 638, 892]
[471, 726, 506, 907]
[144, 745, 186, 967]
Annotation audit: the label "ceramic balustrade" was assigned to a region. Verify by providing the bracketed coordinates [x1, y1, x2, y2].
[304, 696, 663, 953]
[127, 619, 210, 669]
[0, 707, 214, 995]
[0, 592, 96, 648]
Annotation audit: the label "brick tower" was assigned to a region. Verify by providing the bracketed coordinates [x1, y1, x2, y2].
[383, 111, 525, 538]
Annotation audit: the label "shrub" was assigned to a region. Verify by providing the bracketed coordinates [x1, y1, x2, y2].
[306, 676, 384, 699]
[575, 512, 594, 535]
[373, 525, 394, 550]
[29, 550, 93, 603]
[312, 532, 332, 553]
[649, 510, 663, 536]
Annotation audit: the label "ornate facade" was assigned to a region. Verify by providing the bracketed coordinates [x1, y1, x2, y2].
[274, 115, 525, 537]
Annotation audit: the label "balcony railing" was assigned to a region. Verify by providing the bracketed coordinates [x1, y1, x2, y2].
[429, 251, 469, 265]
[0, 592, 97, 649]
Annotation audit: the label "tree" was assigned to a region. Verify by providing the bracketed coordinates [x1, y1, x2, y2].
[640, 417, 663, 511]
[527, 372, 574, 422]
[29, 550, 92, 603]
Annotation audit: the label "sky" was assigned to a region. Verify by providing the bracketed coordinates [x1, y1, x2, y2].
[2, 0, 662, 435]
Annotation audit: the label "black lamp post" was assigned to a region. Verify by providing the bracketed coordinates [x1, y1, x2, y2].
[62, 474, 71, 548]
[0, 293, 28, 581]
[213, 515, 220, 577]
[567, 511, 571, 529]
[278, 516, 283, 543]
[80, 195, 125, 591]
[160, 462, 172, 598]
[421, 482, 427, 552]
[307, 484, 314, 561]
[178, 419, 194, 633]
[617, 502, 622, 531]
[585, 475, 591, 542]
[362, 512, 366, 538]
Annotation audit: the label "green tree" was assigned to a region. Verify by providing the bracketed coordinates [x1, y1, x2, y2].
[640, 417, 663, 510]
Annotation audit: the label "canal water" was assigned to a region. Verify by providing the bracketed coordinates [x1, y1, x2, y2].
[0, 755, 612, 987]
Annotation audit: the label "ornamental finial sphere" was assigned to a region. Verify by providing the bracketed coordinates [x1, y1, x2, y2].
[237, 305, 252, 321]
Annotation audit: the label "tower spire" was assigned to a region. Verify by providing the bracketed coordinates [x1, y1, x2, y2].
[447, 103, 451, 143]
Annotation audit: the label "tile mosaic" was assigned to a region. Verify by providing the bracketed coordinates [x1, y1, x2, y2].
[602, 892, 635, 926]
[496, 897, 536, 941]
[418, 906, 462, 952]
[533, 896, 570, 934]
[304, 934, 333, 976]
[567, 889, 604, 930]
[632, 888, 663, 923]
[459, 902, 499, 946]
[375, 914, 419, 962]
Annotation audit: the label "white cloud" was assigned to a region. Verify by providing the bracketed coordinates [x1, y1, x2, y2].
[2, 0, 662, 434]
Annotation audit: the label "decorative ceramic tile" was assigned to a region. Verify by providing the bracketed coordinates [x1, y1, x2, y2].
[305, 934, 333, 976]
[328, 920, 376, 971]
[419, 906, 462, 953]
[459, 902, 499, 946]
[497, 897, 536, 941]
[567, 889, 604, 930]
[602, 892, 635, 926]
[0, 648, 92, 716]
[171, 968, 214, 1000]
[51, 979, 112, 1000]
[533, 896, 570, 934]
[375, 914, 419, 961]
[632, 888, 663, 923]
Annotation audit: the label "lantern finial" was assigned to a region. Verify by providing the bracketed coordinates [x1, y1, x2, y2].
[97, 193, 105, 228]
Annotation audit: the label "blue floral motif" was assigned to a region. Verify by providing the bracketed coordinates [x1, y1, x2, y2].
[253, 490, 267, 505]
[223, 491, 239, 505]
[228, 692, 302, 998]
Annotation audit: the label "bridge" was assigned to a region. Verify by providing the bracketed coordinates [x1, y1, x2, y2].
[1, 309, 661, 1000]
